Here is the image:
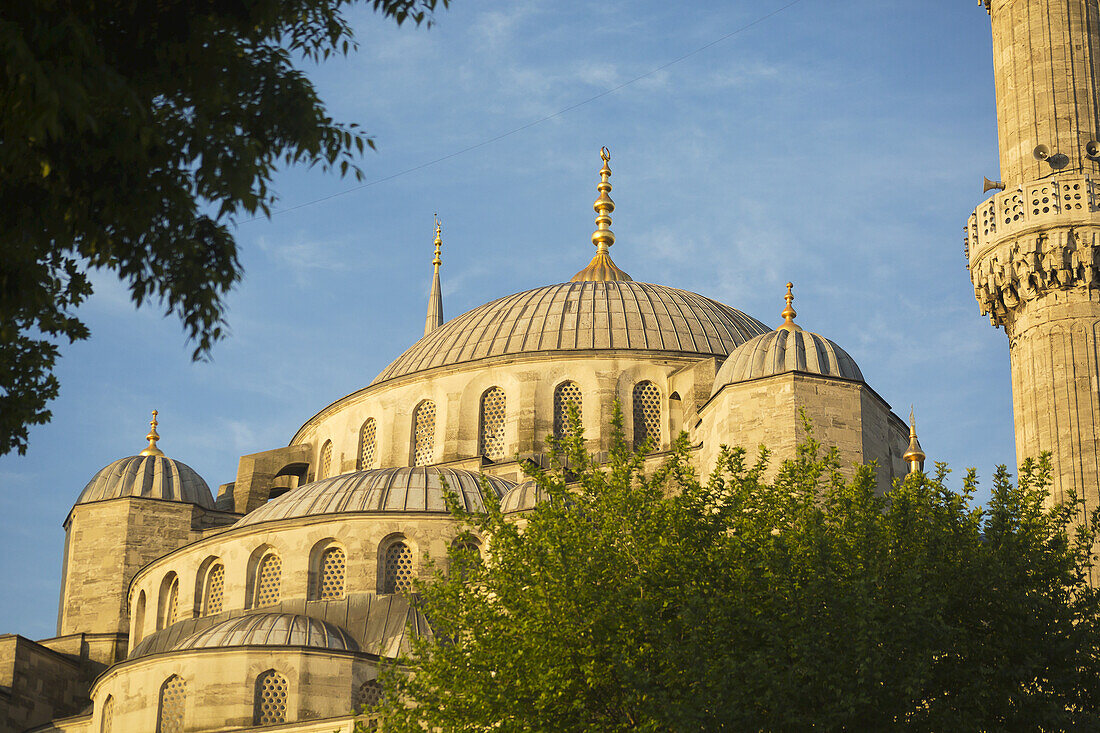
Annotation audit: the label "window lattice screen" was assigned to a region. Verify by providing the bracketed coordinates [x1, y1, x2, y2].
[480, 387, 506, 460]
[203, 564, 224, 616]
[355, 680, 384, 710]
[318, 547, 346, 600]
[632, 381, 661, 450]
[157, 675, 186, 733]
[101, 695, 114, 733]
[384, 542, 414, 594]
[319, 441, 333, 480]
[554, 381, 582, 439]
[254, 554, 282, 607]
[164, 577, 178, 627]
[358, 418, 377, 470]
[413, 401, 435, 466]
[254, 670, 289, 725]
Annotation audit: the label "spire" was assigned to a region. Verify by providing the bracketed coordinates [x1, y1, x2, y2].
[140, 410, 165, 457]
[571, 147, 632, 283]
[777, 282, 801, 332]
[902, 407, 926, 475]
[424, 216, 444, 337]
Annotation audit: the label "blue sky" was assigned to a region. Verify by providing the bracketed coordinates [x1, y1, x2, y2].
[0, 0, 1008, 637]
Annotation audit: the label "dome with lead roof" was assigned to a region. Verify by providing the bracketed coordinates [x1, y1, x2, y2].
[235, 466, 515, 528]
[711, 283, 863, 394]
[172, 614, 357, 652]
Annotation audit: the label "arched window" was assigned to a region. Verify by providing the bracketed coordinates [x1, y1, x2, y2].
[101, 695, 115, 733]
[554, 381, 582, 440]
[355, 679, 384, 711]
[412, 401, 436, 466]
[383, 541, 414, 594]
[318, 547, 346, 600]
[201, 563, 225, 616]
[632, 381, 662, 451]
[133, 590, 146, 644]
[158, 573, 179, 630]
[357, 418, 377, 470]
[451, 537, 482, 580]
[254, 670, 289, 725]
[319, 440, 333, 480]
[157, 675, 186, 733]
[253, 553, 282, 608]
[479, 387, 506, 460]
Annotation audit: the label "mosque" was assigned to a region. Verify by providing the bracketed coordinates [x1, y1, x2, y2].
[2, 0, 1099, 730]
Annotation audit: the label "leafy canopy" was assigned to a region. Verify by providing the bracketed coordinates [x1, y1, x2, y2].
[370, 409, 1100, 731]
[0, 0, 447, 454]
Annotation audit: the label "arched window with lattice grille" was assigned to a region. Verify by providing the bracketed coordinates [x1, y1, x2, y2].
[101, 695, 114, 733]
[357, 418, 377, 470]
[158, 573, 178, 630]
[382, 540, 414, 594]
[202, 562, 224, 616]
[157, 675, 186, 733]
[355, 679, 384, 711]
[412, 401, 435, 466]
[554, 381, 582, 440]
[318, 440, 333, 480]
[632, 381, 662, 451]
[253, 553, 282, 608]
[254, 670, 289, 725]
[479, 387, 506, 460]
[316, 546, 346, 600]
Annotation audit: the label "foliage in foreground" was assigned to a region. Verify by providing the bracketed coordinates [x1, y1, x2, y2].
[0, 0, 447, 454]
[368, 411, 1100, 731]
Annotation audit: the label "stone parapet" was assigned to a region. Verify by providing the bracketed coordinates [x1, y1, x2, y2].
[966, 173, 1100, 328]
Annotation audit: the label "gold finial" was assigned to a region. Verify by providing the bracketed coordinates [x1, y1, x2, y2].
[432, 214, 442, 270]
[140, 410, 165, 457]
[778, 282, 801, 331]
[902, 406, 926, 474]
[571, 147, 632, 282]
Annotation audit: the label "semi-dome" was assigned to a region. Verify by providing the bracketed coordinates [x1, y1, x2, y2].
[372, 280, 770, 385]
[172, 613, 357, 652]
[711, 284, 863, 394]
[499, 480, 551, 514]
[75, 455, 214, 510]
[236, 466, 515, 528]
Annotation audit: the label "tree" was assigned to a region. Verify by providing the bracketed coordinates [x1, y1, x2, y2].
[368, 410, 1100, 731]
[0, 0, 448, 455]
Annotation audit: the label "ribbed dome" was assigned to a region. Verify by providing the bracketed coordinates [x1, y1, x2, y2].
[712, 328, 863, 395]
[499, 480, 551, 514]
[75, 455, 214, 510]
[372, 281, 769, 384]
[172, 614, 357, 652]
[236, 466, 515, 527]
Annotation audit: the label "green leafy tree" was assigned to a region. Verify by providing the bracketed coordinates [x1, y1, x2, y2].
[0, 0, 447, 455]
[367, 409, 1100, 731]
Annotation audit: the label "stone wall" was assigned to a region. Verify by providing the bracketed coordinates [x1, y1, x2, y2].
[0, 635, 88, 733]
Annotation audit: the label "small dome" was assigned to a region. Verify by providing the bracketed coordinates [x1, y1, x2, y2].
[75, 455, 214, 510]
[712, 328, 863, 395]
[172, 613, 357, 652]
[372, 281, 769, 385]
[499, 480, 551, 514]
[235, 466, 515, 528]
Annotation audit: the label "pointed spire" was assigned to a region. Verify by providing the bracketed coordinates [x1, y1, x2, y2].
[424, 215, 444, 337]
[140, 410, 165, 457]
[777, 282, 801, 332]
[903, 407, 926, 474]
[571, 147, 632, 283]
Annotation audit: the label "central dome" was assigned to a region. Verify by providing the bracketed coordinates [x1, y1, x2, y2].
[373, 280, 769, 384]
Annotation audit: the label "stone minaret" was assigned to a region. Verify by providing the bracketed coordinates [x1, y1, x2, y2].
[967, 0, 1100, 517]
[424, 217, 443, 337]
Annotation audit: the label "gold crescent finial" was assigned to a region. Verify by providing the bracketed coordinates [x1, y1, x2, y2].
[778, 282, 800, 331]
[570, 147, 632, 282]
[903, 405, 926, 473]
[432, 214, 442, 269]
[140, 409, 165, 457]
